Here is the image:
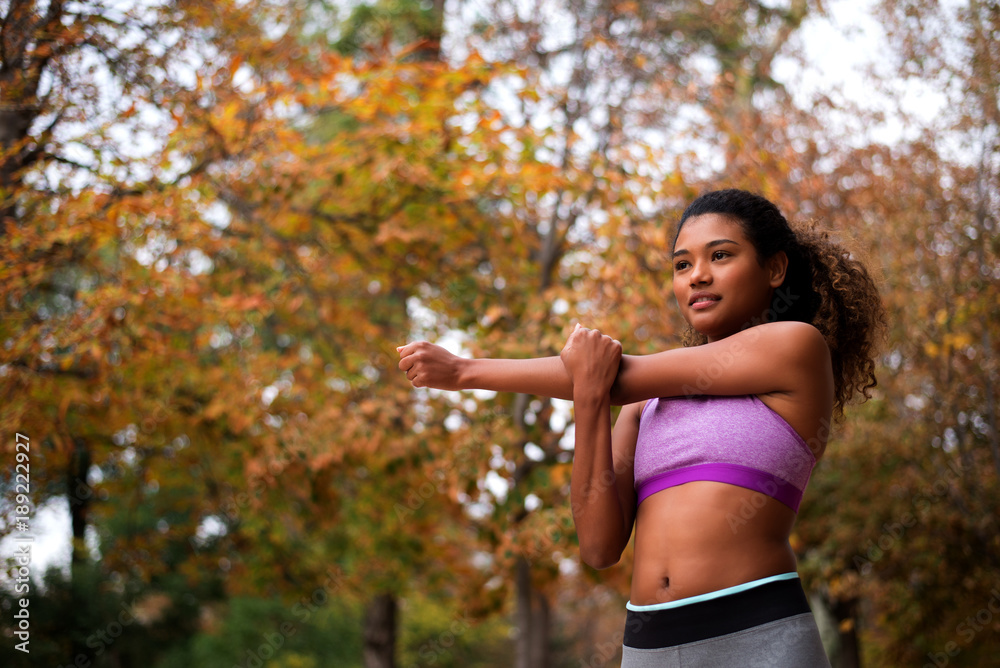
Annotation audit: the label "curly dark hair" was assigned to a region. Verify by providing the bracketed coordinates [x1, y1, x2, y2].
[673, 188, 887, 418]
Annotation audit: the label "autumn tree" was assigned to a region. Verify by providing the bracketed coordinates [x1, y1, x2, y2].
[0, 1, 300, 663]
[0, 2, 492, 666]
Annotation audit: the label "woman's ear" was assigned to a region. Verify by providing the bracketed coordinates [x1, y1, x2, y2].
[767, 251, 788, 287]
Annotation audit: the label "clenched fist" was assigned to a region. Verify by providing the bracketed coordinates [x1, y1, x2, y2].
[560, 323, 622, 396]
[397, 341, 465, 390]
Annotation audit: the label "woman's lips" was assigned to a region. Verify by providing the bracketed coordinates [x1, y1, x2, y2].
[689, 292, 720, 310]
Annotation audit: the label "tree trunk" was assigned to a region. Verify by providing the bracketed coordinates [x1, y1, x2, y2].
[830, 596, 862, 668]
[515, 556, 550, 668]
[68, 435, 91, 665]
[0, 0, 61, 234]
[363, 593, 397, 668]
[529, 587, 549, 668]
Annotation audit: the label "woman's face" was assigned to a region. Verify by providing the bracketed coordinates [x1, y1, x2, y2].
[671, 213, 787, 342]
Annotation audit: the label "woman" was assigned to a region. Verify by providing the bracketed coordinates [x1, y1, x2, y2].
[397, 189, 885, 666]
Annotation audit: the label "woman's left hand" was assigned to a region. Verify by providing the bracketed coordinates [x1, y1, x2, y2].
[560, 324, 622, 397]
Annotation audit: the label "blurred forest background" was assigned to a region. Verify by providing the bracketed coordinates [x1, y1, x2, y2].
[1, 0, 997, 666]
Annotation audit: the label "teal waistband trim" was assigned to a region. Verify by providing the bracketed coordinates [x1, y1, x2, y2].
[625, 572, 799, 612]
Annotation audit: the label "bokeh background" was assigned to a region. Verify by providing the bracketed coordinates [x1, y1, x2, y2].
[1, 0, 998, 666]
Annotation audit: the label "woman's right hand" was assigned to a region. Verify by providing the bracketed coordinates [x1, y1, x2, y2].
[397, 342, 465, 390]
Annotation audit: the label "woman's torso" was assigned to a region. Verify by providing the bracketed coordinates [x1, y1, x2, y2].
[627, 392, 828, 606]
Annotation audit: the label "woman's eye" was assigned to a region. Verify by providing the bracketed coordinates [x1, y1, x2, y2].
[674, 261, 689, 271]
[712, 251, 728, 260]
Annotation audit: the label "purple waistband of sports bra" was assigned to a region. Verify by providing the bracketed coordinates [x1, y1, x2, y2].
[636, 463, 805, 512]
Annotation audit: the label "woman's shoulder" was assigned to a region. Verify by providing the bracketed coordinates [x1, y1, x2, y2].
[750, 322, 835, 440]
[729, 322, 833, 411]
[750, 320, 825, 341]
[746, 321, 830, 362]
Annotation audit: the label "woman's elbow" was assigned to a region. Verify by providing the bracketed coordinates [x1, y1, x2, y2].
[579, 542, 622, 570]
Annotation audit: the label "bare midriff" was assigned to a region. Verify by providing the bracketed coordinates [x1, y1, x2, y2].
[629, 480, 798, 606]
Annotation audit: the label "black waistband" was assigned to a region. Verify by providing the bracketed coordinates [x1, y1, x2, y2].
[623, 577, 812, 649]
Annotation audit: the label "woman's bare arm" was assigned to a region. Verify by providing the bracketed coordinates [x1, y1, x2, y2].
[609, 321, 832, 404]
[398, 320, 832, 404]
[560, 326, 636, 569]
[397, 342, 575, 400]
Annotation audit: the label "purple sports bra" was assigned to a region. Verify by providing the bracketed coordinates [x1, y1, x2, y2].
[633, 395, 817, 512]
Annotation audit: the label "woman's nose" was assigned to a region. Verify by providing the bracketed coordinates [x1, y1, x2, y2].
[689, 261, 712, 285]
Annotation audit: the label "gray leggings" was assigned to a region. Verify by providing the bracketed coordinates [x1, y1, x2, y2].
[621, 612, 830, 667]
[621, 576, 831, 668]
